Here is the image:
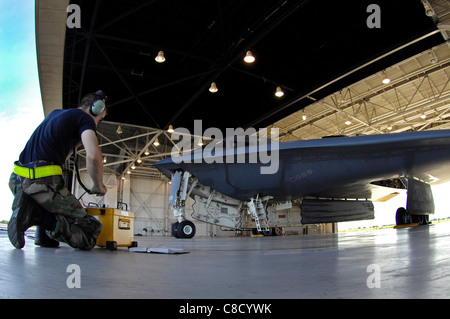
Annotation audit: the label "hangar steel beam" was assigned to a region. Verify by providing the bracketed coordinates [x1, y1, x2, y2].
[77, 0, 101, 103]
[92, 38, 161, 129]
[94, 1, 157, 34]
[93, 34, 217, 66]
[119, 131, 164, 178]
[317, 100, 384, 134]
[106, 69, 220, 110]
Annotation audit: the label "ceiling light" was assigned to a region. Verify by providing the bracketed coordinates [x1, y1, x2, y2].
[244, 51, 255, 63]
[167, 125, 174, 133]
[136, 156, 143, 164]
[428, 51, 438, 64]
[144, 147, 150, 155]
[382, 73, 391, 84]
[301, 111, 307, 121]
[421, 113, 427, 119]
[345, 119, 352, 126]
[103, 156, 107, 163]
[155, 51, 165, 63]
[116, 125, 122, 134]
[275, 86, 284, 97]
[153, 138, 160, 147]
[209, 82, 218, 93]
[127, 170, 131, 174]
[131, 163, 136, 170]
[197, 139, 203, 146]
[422, 0, 435, 17]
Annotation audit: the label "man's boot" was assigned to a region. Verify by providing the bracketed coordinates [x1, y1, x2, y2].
[34, 226, 59, 248]
[7, 207, 26, 249]
[7, 194, 43, 249]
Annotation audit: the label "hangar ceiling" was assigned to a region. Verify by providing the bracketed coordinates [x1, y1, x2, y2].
[62, 0, 446, 129]
[273, 41, 450, 141]
[36, 0, 450, 179]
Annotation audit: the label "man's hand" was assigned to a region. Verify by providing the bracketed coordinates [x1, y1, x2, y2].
[90, 183, 107, 196]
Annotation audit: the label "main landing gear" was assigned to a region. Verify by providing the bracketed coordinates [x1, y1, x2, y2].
[395, 207, 430, 226]
[395, 178, 433, 227]
[251, 227, 284, 236]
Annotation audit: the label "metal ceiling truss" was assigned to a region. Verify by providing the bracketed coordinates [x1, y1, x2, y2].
[75, 122, 169, 179]
[74, 119, 214, 180]
[272, 42, 450, 141]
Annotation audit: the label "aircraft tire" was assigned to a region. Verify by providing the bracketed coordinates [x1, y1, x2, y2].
[274, 227, 283, 236]
[396, 207, 411, 225]
[172, 222, 179, 238]
[177, 220, 196, 239]
[411, 214, 430, 225]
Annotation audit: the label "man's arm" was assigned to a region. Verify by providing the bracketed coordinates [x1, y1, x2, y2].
[81, 129, 107, 195]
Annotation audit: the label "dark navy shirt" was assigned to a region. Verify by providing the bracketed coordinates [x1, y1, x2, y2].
[19, 108, 96, 166]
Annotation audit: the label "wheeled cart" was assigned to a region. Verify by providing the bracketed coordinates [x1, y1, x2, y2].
[87, 208, 138, 250]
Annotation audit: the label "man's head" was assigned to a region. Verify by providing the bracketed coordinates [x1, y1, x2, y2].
[79, 90, 108, 122]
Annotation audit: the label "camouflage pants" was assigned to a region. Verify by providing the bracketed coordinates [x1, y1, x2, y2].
[9, 172, 102, 250]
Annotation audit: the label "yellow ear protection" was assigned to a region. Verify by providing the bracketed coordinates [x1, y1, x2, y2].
[90, 90, 108, 116]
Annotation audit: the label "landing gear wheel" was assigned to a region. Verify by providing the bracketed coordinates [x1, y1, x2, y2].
[411, 214, 430, 225]
[274, 227, 284, 236]
[176, 220, 196, 239]
[172, 222, 180, 238]
[396, 207, 412, 226]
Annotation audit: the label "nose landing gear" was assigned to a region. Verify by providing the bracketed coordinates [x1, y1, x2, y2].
[169, 171, 198, 239]
[172, 220, 196, 238]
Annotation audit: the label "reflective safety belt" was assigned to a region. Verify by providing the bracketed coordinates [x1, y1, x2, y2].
[14, 164, 62, 179]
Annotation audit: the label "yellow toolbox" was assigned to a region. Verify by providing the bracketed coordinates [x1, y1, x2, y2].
[87, 208, 138, 250]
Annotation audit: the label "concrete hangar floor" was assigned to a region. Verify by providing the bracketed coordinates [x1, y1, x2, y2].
[1, 222, 450, 299]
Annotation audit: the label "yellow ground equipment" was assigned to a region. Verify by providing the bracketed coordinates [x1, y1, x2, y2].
[87, 208, 138, 251]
